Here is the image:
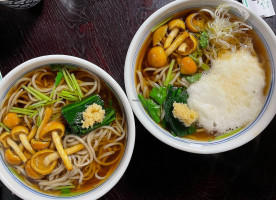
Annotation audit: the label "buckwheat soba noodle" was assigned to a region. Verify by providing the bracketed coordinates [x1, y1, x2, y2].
[0, 65, 126, 196]
[136, 4, 270, 141]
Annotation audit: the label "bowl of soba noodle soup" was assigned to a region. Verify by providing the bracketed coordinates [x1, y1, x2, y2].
[0, 55, 135, 200]
[124, 0, 276, 154]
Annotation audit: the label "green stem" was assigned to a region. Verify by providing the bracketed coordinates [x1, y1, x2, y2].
[164, 59, 175, 86]
[62, 68, 74, 92]
[151, 16, 173, 32]
[27, 100, 48, 109]
[21, 85, 43, 101]
[215, 128, 242, 140]
[71, 73, 83, 99]
[0, 122, 10, 132]
[27, 86, 51, 101]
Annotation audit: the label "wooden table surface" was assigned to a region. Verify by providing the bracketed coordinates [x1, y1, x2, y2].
[0, 0, 276, 199]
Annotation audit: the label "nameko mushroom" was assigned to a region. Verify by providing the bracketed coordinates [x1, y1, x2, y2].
[31, 144, 84, 175]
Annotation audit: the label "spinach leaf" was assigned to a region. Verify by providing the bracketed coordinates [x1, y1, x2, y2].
[163, 85, 196, 137]
[149, 86, 167, 105]
[199, 31, 208, 49]
[185, 73, 202, 84]
[50, 64, 63, 71]
[138, 94, 161, 123]
[62, 94, 116, 136]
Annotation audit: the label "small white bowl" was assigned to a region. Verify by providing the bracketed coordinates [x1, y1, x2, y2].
[0, 55, 135, 200]
[124, 0, 276, 154]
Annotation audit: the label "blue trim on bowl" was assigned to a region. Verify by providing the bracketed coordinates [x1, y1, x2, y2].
[131, 5, 275, 146]
[0, 64, 128, 199]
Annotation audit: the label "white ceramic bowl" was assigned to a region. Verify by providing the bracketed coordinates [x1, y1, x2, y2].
[0, 55, 135, 200]
[124, 0, 276, 154]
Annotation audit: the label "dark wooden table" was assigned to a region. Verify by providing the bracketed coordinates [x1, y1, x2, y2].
[0, 0, 276, 199]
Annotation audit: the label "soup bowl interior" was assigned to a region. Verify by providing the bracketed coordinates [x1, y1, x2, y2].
[124, 0, 276, 154]
[0, 55, 135, 200]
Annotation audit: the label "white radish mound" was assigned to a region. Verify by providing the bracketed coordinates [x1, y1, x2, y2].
[187, 50, 266, 135]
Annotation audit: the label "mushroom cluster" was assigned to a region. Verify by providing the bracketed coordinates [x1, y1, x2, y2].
[147, 13, 207, 75]
[0, 107, 84, 179]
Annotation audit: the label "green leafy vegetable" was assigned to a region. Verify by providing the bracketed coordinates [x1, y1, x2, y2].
[149, 86, 167, 105]
[61, 188, 71, 194]
[62, 95, 116, 136]
[138, 94, 161, 123]
[164, 59, 175, 87]
[185, 73, 202, 84]
[199, 31, 209, 49]
[163, 85, 196, 137]
[50, 64, 63, 71]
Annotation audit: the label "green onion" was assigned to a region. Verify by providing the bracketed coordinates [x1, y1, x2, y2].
[164, 59, 175, 87]
[27, 100, 48, 109]
[51, 113, 61, 121]
[214, 128, 242, 140]
[201, 63, 210, 70]
[0, 122, 10, 132]
[29, 111, 38, 118]
[59, 192, 84, 197]
[44, 98, 63, 106]
[10, 107, 38, 117]
[36, 108, 42, 127]
[22, 85, 43, 101]
[71, 73, 83, 99]
[59, 90, 79, 101]
[189, 54, 199, 64]
[54, 185, 75, 190]
[27, 86, 51, 101]
[151, 16, 173, 32]
[50, 71, 64, 99]
[62, 68, 74, 92]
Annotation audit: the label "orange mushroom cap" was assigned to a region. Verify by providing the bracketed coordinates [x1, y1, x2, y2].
[40, 121, 65, 141]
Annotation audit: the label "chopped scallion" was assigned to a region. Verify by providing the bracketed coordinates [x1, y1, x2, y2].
[27, 86, 51, 101]
[0, 122, 10, 132]
[27, 100, 48, 109]
[21, 85, 43, 101]
[201, 63, 210, 70]
[71, 73, 83, 99]
[164, 59, 175, 87]
[151, 16, 173, 32]
[62, 68, 74, 92]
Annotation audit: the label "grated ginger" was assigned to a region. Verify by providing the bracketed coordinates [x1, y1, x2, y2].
[172, 102, 198, 127]
[82, 104, 105, 129]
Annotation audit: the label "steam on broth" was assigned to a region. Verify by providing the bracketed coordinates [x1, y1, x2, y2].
[136, 4, 270, 141]
[0, 66, 126, 196]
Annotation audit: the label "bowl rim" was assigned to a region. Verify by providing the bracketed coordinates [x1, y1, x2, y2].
[0, 55, 135, 200]
[124, 0, 276, 154]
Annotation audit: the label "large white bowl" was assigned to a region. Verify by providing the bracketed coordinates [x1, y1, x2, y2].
[124, 0, 276, 154]
[0, 55, 135, 200]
